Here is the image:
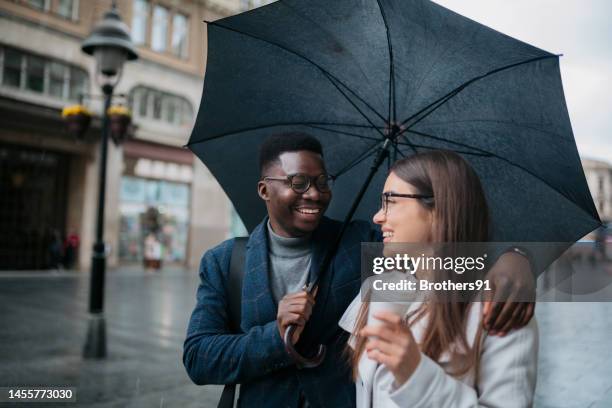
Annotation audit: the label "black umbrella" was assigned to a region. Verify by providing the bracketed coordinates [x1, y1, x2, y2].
[187, 0, 601, 366]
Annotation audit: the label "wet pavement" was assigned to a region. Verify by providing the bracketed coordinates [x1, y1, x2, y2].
[0, 267, 223, 407]
[1, 266, 611, 407]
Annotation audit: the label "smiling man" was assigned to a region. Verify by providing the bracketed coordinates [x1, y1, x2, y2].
[183, 132, 536, 408]
[183, 132, 376, 407]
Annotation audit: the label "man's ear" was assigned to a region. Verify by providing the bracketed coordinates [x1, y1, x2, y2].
[257, 180, 270, 201]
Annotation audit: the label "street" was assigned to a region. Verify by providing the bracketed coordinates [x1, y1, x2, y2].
[1, 267, 612, 407]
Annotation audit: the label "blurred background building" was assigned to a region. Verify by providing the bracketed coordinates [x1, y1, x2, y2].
[0, 0, 275, 271]
[583, 158, 612, 223]
[0, 0, 607, 272]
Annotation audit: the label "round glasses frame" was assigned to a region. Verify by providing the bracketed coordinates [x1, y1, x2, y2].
[380, 192, 434, 216]
[263, 173, 333, 194]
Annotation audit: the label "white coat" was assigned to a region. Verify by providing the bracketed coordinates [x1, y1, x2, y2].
[339, 295, 538, 408]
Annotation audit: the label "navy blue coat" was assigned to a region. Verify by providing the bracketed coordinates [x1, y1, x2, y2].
[183, 216, 377, 407]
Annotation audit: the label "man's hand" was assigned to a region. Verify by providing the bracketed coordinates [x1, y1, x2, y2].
[277, 287, 317, 344]
[483, 251, 535, 336]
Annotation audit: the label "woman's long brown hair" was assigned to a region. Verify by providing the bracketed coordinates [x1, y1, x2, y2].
[349, 150, 490, 380]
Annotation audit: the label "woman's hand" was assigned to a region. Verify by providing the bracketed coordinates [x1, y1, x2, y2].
[360, 310, 421, 387]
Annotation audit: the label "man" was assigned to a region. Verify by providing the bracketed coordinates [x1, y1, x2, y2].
[183, 132, 534, 407]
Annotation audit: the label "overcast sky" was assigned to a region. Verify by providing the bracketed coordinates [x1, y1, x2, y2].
[433, 0, 612, 163]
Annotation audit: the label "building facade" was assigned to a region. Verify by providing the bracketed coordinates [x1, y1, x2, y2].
[0, 0, 259, 271]
[583, 158, 612, 223]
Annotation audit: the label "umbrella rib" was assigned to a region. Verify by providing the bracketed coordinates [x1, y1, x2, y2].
[405, 129, 589, 208]
[398, 54, 560, 129]
[206, 21, 387, 124]
[322, 72, 387, 139]
[186, 121, 382, 146]
[419, 119, 574, 144]
[400, 135, 419, 155]
[393, 143, 406, 158]
[406, 129, 501, 156]
[375, 0, 396, 124]
[398, 141, 493, 157]
[332, 139, 384, 179]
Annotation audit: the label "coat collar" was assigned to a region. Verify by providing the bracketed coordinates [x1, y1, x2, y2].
[240, 216, 341, 332]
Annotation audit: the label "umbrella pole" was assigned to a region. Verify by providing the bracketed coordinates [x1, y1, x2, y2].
[284, 138, 393, 368]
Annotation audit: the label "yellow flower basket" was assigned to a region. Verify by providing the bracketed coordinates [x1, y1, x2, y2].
[61, 104, 92, 118]
[107, 105, 131, 117]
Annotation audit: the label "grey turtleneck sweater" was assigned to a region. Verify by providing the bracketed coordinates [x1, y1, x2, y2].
[266, 221, 312, 304]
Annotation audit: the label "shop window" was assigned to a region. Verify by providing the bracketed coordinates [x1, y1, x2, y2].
[152, 5, 168, 52]
[119, 176, 191, 263]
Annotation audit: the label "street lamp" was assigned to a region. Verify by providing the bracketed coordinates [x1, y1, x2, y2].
[82, 2, 138, 359]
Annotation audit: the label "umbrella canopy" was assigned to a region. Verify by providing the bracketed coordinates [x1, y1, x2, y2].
[187, 0, 601, 246]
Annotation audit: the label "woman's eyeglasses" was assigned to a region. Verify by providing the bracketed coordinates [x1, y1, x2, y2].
[380, 192, 434, 215]
[263, 173, 333, 194]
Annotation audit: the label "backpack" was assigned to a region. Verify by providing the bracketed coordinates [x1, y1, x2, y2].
[217, 237, 247, 408]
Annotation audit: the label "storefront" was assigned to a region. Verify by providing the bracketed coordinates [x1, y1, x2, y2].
[119, 139, 193, 266]
[0, 143, 70, 269]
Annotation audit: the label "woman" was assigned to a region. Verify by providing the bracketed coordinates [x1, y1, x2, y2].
[339, 150, 538, 407]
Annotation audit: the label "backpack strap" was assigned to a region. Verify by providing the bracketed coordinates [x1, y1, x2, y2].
[217, 236, 248, 408]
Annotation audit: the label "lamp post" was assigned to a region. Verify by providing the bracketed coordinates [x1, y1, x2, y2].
[81, 2, 138, 359]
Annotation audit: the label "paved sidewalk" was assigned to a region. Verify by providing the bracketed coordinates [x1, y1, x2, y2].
[1, 267, 611, 407]
[0, 267, 222, 407]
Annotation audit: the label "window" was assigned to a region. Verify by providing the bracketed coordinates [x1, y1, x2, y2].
[136, 88, 149, 117]
[130, 85, 194, 126]
[180, 99, 194, 125]
[151, 5, 168, 52]
[0, 45, 89, 102]
[171, 13, 188, 58]
[152, 90, 163, 119]
[164, 96, 176, 123]
[25, 55, 45, 93]
[241, 0, 268, 10]
[132, 0, 149, 45]
[48, 62, 66, 98]
[68, 67, 87, 101]
[28, 0, 49, 11]
[57, 0, 77, 20]
[3, 48, 23, 88]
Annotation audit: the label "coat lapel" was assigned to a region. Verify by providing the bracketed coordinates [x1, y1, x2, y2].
[240, 218, 277, 331]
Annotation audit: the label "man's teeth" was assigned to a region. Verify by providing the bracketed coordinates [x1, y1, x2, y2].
[383, 231, 393, 238]
[296, 208, 320, 214]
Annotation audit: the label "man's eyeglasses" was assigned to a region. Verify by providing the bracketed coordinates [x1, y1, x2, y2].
[263, 173, 333, 194]
[380, 192, 434, 215]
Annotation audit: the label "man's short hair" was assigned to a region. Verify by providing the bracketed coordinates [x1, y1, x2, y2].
[259, 132, 323, 174]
